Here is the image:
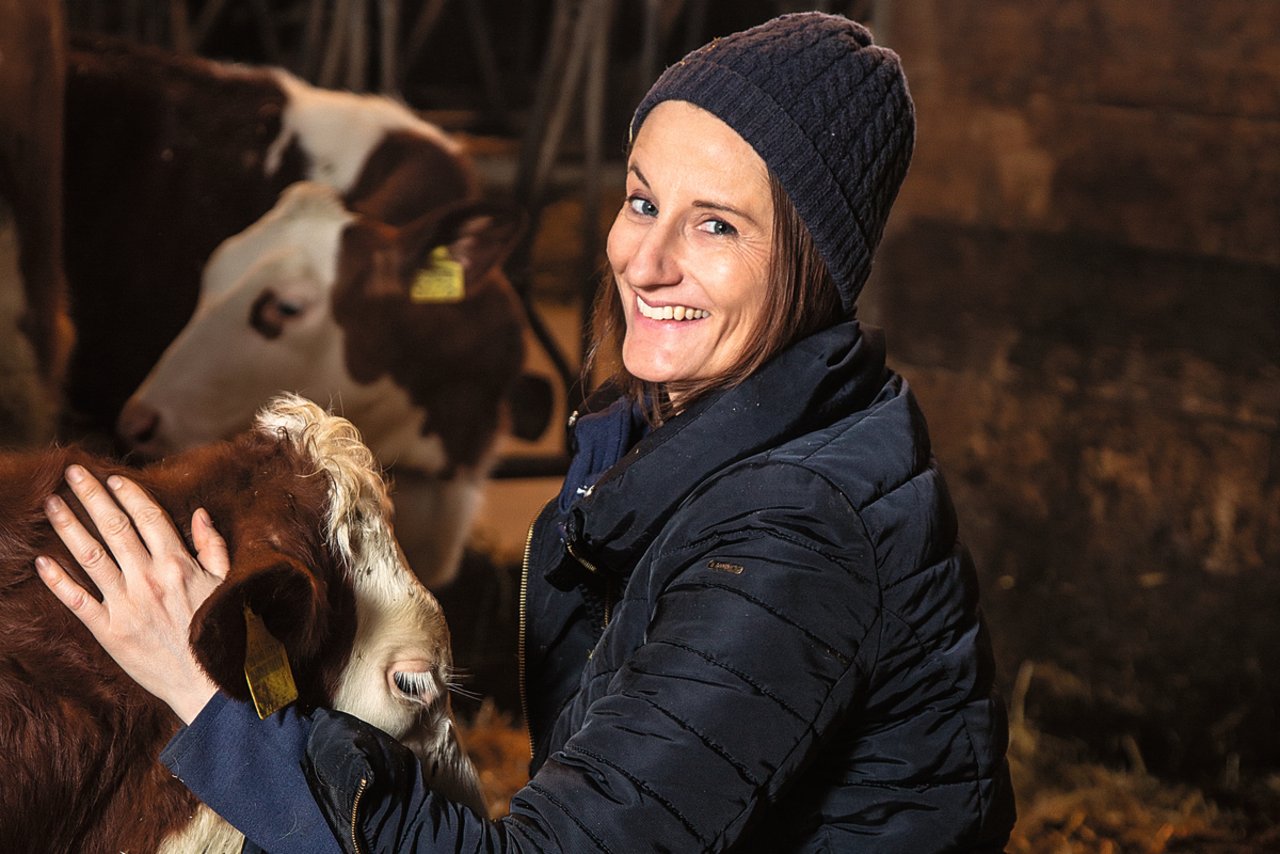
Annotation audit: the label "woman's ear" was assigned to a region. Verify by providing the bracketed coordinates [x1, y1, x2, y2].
[188, 540, 328, 702]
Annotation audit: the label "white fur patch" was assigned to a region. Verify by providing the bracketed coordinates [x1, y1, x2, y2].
[157, 805, 243, 854]
[263, 69, 461, 190]
[201, 182, 352, 301]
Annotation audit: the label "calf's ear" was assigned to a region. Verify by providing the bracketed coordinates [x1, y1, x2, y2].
[188, 541, 328, 702]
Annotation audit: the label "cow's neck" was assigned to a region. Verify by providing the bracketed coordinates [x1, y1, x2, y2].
[325, 373, 449, 475]
[385, 463, 487, 589]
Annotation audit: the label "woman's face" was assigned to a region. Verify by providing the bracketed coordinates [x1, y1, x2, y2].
[607, 100, 774, 391]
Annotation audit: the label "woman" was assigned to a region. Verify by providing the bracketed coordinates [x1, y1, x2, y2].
[39, 13, 1015, 853]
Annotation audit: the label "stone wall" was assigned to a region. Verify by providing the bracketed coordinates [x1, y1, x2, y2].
[867, 1, 1280, 786]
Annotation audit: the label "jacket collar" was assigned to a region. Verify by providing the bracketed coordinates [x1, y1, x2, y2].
[560, 320, 887, 579]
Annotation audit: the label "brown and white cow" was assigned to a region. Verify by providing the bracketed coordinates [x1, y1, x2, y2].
[62, 35, 477, 436]
[118, 183, 526, 587]
[0, 394, 483, 853]
[0, 0, 74, 443]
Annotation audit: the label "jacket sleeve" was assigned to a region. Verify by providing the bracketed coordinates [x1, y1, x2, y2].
[307, 463, 883, 853]
[160, 692, 344, 854]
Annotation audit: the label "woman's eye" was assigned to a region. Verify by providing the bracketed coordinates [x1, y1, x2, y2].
[700, 218, 737, 237]
[627, 195, 657, 217]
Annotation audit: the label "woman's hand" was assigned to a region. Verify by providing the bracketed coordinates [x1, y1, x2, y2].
[36, 464, 229, 724]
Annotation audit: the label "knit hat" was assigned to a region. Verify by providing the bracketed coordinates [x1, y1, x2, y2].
[631, 13, 915, 312]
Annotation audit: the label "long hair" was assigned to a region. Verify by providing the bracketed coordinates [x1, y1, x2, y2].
[584, 169, 845, 425]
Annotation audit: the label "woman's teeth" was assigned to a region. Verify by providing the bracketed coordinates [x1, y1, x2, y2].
[637, 295, 708, 321]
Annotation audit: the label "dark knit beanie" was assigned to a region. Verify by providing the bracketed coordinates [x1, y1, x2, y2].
[631, 13, 915, 313]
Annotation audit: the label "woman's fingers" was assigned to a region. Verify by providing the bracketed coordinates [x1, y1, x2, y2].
[192, 508, 230, 581]
[35, 554, 108, 631]
[44, 492, 126, 597]
[62, 465, 152, 572]
[104, 473, 188, 562]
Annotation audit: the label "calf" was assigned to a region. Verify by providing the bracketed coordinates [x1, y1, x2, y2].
[0, 395, 483, 853]
[62, 36, 477, 435]
[118, 183, 526, 587]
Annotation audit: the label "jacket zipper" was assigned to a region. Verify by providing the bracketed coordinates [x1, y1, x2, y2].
[349, 776, 368, 854]
[519, 500, 554, 763]
[565, 538, 613, 636]
[563, 538, 599, 575]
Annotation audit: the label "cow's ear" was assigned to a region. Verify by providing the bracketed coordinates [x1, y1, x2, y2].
[401, 201, 526, 283]
[188, 542, 327, 702]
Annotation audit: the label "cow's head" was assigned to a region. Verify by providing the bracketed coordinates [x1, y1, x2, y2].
[118, 182, 525, 476]
[187, 394, 483, 811]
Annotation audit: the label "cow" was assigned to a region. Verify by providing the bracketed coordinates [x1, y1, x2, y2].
[117, 182, 526, 588]
[0, 0, 74, 443]
[0, 394, 483, 853]
[62, 35, 478, 437]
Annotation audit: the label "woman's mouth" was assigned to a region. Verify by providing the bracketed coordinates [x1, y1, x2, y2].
[637, 294, 708, 321]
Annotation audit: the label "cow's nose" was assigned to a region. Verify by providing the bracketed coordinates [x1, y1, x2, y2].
[117, 400, 161, 448]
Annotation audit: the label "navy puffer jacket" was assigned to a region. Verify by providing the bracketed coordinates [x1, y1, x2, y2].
[303, 320, 1015, 852]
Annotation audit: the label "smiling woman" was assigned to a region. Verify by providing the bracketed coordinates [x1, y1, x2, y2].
[38, 12, 1015, 854]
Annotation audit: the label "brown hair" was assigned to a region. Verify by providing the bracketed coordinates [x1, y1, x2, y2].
[584, 169, 845, 425]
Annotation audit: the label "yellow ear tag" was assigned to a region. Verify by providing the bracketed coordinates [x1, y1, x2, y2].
[410, 246, 465, 303]
[243, 605, 298, 719]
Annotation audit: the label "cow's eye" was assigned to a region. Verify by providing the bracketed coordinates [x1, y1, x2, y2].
[393, 670, 437, 701]
[249, 289, 306, 339]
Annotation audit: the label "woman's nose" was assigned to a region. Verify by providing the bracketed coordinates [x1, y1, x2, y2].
[619, 221, 681, 287]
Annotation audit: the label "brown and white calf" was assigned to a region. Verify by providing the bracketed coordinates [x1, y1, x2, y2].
[0, 395, 482, 853]
[62, 36, 477, 435]
[118, 183, 526, 587]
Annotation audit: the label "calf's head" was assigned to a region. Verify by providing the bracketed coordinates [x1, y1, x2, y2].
[187, 394, 482, 810]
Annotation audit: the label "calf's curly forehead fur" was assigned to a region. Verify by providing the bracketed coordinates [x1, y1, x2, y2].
[254, 394, 399, 590]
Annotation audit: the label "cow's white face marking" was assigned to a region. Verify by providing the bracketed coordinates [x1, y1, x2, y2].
[263, 69, 461, 191]
[125, 182, 444, 473]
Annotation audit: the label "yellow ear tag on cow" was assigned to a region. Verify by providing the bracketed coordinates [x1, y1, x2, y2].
[410, 246, 465, 303]
[243, 605, 298, 719]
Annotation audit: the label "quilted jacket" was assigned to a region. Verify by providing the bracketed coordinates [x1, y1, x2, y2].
[300, 319, 1015, 852]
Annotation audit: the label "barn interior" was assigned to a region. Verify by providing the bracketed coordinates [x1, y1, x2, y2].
[1, 1, 1278, 850]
